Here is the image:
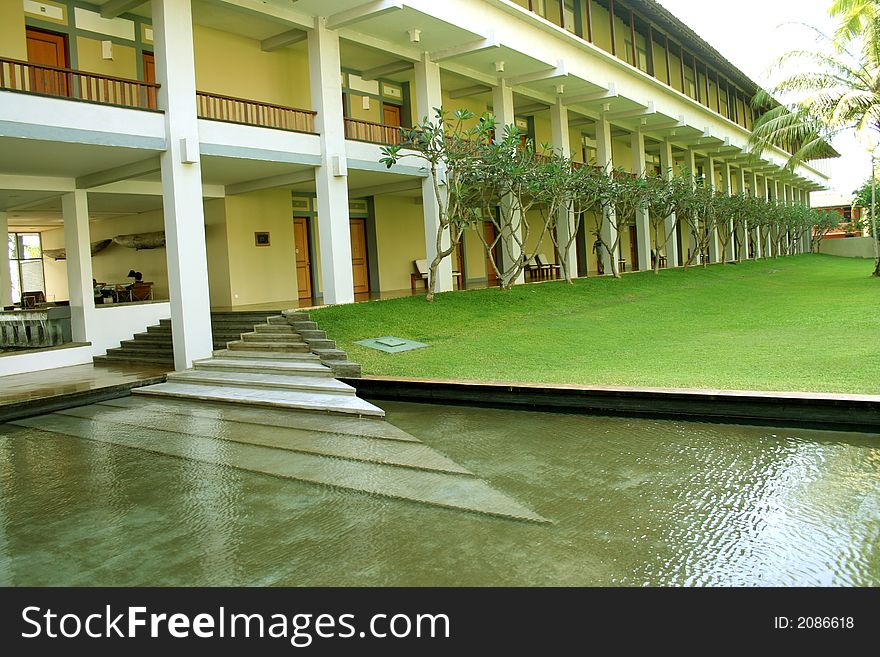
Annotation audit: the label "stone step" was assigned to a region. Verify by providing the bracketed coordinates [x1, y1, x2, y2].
[267, 316, 290, 325]
[101, 396, 416, 442]
[240, 332, 305, 343]
[281, 311, 311, 321]
[166, 370, 355, 395]
[131, 332, 173, 343]
[313, 348, 347, 361]
[212, 349, 320, 361]
[253, 324, 298, 334]
[326, 360, 362, 378]
[55, 403, 469, 474]
[119, 340, 173, 353]
[297, 329, 327, 339]
[211, 311, 281, 321]
[289, 321, 318, 331]
[194, 358, 332, 377]
[132, 382, 385, 417]
[305, 338, 336, 350]
[227, 341, 310, 353]
[95, 352, 174, 366]
[146, 325, 172, 335]
[15, 409, 546, 522]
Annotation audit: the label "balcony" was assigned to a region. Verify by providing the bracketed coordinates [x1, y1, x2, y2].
[1, 57, 317, 134]
[196, 91, 316, 134]
[344, 117, 403, 145]
[0, 56, 159, 111]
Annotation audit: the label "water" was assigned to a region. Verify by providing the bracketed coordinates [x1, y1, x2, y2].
[0, 401, 877, 586]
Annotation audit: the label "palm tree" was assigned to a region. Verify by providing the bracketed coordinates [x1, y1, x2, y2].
[747, 1, 880, 276]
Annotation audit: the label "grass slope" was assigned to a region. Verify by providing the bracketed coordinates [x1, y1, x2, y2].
[311, 255, 880, 394]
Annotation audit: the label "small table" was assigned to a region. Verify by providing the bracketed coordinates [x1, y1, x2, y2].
[618, 259, 627, 272]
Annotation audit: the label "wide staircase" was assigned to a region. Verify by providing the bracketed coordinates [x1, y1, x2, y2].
[132, 311, 374, 417]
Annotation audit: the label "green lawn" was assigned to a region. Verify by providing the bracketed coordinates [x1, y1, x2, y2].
[311, 254, 880, 394]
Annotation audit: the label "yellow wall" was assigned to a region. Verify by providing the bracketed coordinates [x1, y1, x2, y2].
[75, 36, 137, 79]
[373, 194, 424, 291]
[0, 2, 26, 60]
[463, 226, 486, 281]
[590, 2, 613, 54]
[347, 93, 382, 123]
[653, 40, 668, 84]
[42, 209, 170, 301]
[204, 198, 231, 307]
[524, 211, 556, 262]
[612, 138, 633, 172]
[193, 24, 311, 109]
[224, 189, 298, 305]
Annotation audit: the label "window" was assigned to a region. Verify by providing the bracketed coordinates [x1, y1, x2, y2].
[8, 232, 46, 305]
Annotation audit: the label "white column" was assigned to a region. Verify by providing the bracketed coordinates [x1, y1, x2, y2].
[152, 0, 213, 370]
[770, 178, 779, 256]
[658, 140, 678, 267]
[752, 174, 763, 259]
[719, 160, 735, 263]
[493, 79, 524, 285]
[309, 18, 354, 305]
[705, 155, 721, 263]
[736, 167, 748, 260]
[550, 97, 577, 277]
[0, 212, 11, 307]
[631, 128, 651, 271]
[685, 147, 699, 264]
[61, 190, 95, 343]
[596, 113, 617, 274]
[415, 54, 453, 292]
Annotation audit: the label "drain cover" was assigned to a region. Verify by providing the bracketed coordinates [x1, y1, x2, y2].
[355, 336, 429, 353]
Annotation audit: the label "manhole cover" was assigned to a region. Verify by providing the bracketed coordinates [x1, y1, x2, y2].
[355, 336, 429, 353]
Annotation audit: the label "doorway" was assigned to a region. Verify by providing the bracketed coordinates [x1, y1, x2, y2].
[383, 103, 401, 127]
[142, 51, 157, 109]
[484, 222, 499, 287]
[25, 28, 68, 96]
[350, 218, 370, 295]
[629, 225, 638, 271]
[293, 217, 313, 301]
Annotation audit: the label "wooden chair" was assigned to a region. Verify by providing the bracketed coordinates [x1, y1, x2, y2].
[410, 259, 429, 291]
[535, 253, 560, 280]
[130, 281, 154, 302]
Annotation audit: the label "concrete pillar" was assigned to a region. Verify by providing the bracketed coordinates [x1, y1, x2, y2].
[550, 97, 577, 278]
[415, 54, 453, 292]
[736, 167, 748, 260]
[152, 0, 213, 370]
[309, 18, 355, 304]
[596, 113, 617, 274]
[659, 140, 679, 267]
[720, 160, 735, 263]
[0, 212, 11, 307]
[685, 147, 699, 264]
[631, 128, 651, 271]
[492, 79, 524, 285]
[705, 155, 721, 263]
[61, 190, 95, 343]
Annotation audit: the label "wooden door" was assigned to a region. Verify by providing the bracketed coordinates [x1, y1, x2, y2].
[350, 218, 370, 294]
[629, 225, 638, 271]
[26, 29, 68, 96]
[142, 52, 157, 109]
[484, 222, 499, 287]
[383, 103, 401, 127]
[293, 217, 312, 301]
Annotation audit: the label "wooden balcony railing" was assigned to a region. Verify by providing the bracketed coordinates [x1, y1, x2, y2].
[196, 91, 316, 133]
[344, 117, 403, 145]
[0, 56, 159, 110]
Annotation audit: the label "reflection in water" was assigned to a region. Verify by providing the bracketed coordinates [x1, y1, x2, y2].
[0, 402, 878, 586]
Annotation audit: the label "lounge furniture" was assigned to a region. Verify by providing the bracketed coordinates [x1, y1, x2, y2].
[130, 281, 154, 302]
[535, 253, 560, 280]
[618, 258, 627, 272]
[410, 259, 463, 291]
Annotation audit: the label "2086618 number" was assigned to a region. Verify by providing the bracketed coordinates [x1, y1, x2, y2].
[797, 617, 854, 629]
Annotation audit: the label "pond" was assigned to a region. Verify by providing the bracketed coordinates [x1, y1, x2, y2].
[0, 400, 877, 586]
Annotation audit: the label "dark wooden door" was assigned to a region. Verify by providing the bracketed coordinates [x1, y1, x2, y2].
[629, 225, 638, 270]
[142, 52, 157, 109]
[293, 217, 312, 301]
[26, 29, 68, 96]
[484, 222, 499, 286]
[350, 218, 370, 294]
[383, 103, 401, 127]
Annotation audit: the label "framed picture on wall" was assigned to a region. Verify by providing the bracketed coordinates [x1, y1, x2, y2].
[254, 232, 271, 247]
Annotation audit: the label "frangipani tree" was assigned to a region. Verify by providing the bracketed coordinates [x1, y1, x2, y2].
[644, 173, 687, 273]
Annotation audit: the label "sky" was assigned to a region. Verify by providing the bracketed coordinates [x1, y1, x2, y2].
[656, 0, 870, 199]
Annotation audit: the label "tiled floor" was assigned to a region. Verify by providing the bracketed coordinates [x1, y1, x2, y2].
[0, 361, 169, 408]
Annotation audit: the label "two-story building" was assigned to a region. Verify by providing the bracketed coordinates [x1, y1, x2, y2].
[0, 0, 830, 376]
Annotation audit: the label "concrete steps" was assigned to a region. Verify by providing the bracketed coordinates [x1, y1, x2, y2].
[13, 397, 547, 523]
[166, 370, 356, 395]
[194, 358, 331, 377]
